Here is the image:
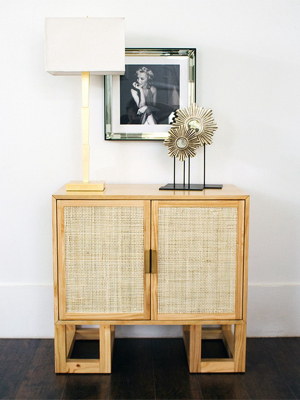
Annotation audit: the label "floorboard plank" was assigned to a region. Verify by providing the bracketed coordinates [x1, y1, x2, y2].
[62, 375, 111, 400]
[0, 339, 40, 400]
[15, 339, 66, 400]
[199, 374, 250, 400]
[241, 339, 297, 400]
[110, 338, 155, 400]
[152, 338, 202, 400]
[258, 337, 300, 399]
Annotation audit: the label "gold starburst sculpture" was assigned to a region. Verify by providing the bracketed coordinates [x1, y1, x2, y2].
[164, 126, 201, 161]
[172, 103, 218, 145]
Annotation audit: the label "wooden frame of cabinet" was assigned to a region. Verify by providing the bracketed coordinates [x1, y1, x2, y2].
[52, 184, 249, 374]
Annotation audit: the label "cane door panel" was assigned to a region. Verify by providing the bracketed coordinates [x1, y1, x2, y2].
[57, 200, 151, 320]
[151, 200, 245, 321]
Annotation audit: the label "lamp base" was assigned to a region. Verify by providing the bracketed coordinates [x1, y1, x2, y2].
[66, 181, 105, 192]
[159, 183, 223, 191]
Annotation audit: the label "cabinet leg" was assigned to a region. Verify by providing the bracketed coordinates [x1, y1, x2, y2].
[222, 325, 234, 358]
[54, 325, 67, 373]
[99, 325, 113, 373]
[66, 325, 76, 358]
[183, 325, 202, 373]
[234, 323, 247, 372]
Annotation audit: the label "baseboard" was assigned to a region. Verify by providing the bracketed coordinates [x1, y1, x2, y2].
[0, 283, 299, 338]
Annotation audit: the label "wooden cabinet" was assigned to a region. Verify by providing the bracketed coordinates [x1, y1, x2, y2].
[53, 185, 249, 374]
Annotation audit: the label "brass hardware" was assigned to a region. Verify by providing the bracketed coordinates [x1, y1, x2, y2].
[151, 249, 158, 274]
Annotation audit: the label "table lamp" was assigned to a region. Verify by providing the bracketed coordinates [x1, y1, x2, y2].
[45, 17, 125, 191]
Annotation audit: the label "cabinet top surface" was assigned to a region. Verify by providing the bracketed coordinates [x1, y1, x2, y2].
[53, 184, 249, 200]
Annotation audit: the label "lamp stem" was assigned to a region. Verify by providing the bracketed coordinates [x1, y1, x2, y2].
[82, 71, 90, 183]
[66, 71, 104, 191]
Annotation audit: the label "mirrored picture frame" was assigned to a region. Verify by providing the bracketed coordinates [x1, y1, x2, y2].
[104, 48, 196, 141]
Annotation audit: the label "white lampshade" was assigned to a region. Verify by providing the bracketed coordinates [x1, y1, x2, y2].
[45, 17, 125, 76]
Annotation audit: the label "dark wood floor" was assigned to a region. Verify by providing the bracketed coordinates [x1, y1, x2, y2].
[0, 337, 300, 399]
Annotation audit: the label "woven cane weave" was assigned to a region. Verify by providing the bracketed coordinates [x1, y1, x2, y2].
[158, 207, 237, 314]
[64, 206, 144, 313]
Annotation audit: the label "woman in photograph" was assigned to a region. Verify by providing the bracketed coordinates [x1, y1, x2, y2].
[131, 67, 157, 124]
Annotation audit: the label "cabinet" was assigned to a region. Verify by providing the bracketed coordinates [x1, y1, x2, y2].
[52, 184, 249, 374]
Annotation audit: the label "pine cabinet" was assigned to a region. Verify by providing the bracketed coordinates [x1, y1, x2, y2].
[52, 185, 249, 374]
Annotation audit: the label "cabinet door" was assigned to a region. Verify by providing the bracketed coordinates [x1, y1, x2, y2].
[151, 201, 244, 320]
[57, 200, 150, 320]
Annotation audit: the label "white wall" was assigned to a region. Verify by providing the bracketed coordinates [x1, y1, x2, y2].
[0, 0, 299, 338]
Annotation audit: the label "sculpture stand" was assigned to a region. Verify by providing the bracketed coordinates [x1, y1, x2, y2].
[159, 145, 223, 191]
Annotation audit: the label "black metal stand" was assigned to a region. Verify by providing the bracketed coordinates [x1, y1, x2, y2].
[160, 145, 223, 191]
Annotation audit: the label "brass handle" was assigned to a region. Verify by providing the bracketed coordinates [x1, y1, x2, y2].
[145, 249, 158, 274]
[151, 249, 158, 274]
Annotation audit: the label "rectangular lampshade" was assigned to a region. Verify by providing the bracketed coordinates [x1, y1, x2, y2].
[45, 17, 125, 76]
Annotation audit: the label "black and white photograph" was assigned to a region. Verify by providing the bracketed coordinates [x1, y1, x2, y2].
[105, 49, 196, 140]
[120, 64, 180, 125]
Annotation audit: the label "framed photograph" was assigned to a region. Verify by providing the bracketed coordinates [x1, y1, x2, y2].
[104, 48, 196, 140]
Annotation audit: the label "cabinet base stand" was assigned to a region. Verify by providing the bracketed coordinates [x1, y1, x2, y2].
[54, 324, 114, 373]
[54, 323, 246, 374]
[183, 323, 247, 373]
